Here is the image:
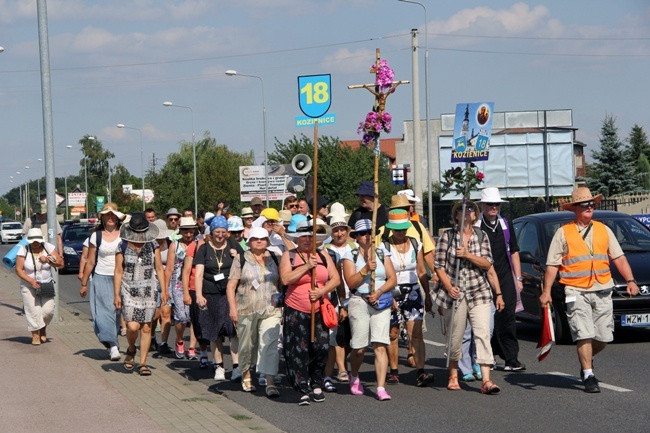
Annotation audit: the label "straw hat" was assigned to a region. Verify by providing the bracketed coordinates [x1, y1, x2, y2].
[152, 219, 171, 240]
[179, 217, 198, 228]
[98, 202, 126, 221]
[451, 201, 480, 225]
[390, 194, 411, 209]
[562, 187, 603, 210]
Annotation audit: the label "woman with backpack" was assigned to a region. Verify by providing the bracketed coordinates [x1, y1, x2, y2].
[195, 216, 243, 381]
[226, 227, 283, 397]
[433, 201, 505, 394]
[384, 209, 434, 387]
[114, 213, 166, 376]
[280, 220, 340, 406]
[342, 219, 397, 401]
[80, 202, 125, 361]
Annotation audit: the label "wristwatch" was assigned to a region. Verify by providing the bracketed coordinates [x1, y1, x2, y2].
[627, 279, 637, 284]
[516, 276, 523, 282]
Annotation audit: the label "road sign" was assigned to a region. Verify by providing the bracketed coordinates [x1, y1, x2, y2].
[298, 74, 331, 118]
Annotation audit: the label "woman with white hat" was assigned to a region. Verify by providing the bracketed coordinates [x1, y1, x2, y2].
[114, 213, 167, 376]
[280, 220, 341, 405]
[226, 227, 283, 397]
[342, 219, 397, 401]
[80, 202, 126, 360]
[15, 228, 63, 345]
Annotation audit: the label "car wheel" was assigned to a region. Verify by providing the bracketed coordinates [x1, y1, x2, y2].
[551, 300, 572, 345]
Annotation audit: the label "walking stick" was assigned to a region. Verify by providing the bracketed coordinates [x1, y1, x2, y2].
[310, 119, 319, 342]
[445, 162, 470, 368]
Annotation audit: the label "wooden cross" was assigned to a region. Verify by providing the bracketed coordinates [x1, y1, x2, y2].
[347, 48, 409, 292]
[347, 48, 410, 116]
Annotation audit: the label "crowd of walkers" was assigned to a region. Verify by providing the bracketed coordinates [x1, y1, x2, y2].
[16, 182, 536, 404]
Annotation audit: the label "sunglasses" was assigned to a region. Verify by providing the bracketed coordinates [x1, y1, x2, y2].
[485, 202, 501, 207]
[355, 230, 372, 237]
[288, 204, 298, 209]
[167, 217, 179, 222]
[577, 201, 596, 209]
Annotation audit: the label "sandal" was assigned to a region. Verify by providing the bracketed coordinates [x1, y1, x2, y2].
[242, 378, 256, 393]
[386, 373, 399, 385]
[416, 372, 434, 387]
[406, 352, 416, 368]
[447, 375, 460, 390]
[336, 370, 349, 382]
[138, 365, 152, 376]
[123, 348, 136, 371]
[266, 385, 280, 398]
[481, 380, 501, 395]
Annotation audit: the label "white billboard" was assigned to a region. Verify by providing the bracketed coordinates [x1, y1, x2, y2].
[239, 165, 292, 202]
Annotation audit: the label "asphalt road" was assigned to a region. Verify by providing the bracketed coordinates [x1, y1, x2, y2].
[3, 242, 650, 433]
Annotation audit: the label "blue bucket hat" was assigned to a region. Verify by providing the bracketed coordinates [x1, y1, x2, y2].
[287, 214, 307, 233]
[209, 215, 228, 232]
[356, 181, 375, 197]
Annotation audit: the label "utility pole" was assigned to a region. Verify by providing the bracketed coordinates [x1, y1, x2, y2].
[411, 29, 423, 215]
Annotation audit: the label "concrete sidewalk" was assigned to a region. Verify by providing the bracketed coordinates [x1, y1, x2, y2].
[0, 269, 282, 433]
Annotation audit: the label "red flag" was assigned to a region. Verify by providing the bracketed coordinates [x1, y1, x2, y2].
[537, 305, 555, 362]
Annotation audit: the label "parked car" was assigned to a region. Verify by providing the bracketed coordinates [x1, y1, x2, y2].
[514, 210, 650, 344]
[0, 221, 24, 244]
[61, 221, 96, 274]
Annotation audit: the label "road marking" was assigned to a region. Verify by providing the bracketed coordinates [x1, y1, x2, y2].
[423, 338, 445, 347]
[548, 371, 633, 392]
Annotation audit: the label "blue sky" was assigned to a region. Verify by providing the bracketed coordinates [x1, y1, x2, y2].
[1, 0, 648, 197]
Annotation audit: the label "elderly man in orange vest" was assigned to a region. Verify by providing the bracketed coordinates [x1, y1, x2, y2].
[540, 187, 639, 393]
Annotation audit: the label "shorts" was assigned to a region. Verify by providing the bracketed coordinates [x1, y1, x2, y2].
[348, 296, 390, 349]
[390, 285, 424, 327]
[565, 287, 614, 343]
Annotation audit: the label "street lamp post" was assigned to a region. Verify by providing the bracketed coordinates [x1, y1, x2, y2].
[117, 124, 145, 211]
[400, 0, 432, 230]
[66, 145, 89, 217]
[163, 101, 197, 216]
[225, 70, 269, 207]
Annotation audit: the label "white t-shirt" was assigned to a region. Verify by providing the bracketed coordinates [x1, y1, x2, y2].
[387, 238, 422, 285]
[90, 231, 122, 276]
[326, 242, 356, 298]
[17, 242, 57, 283]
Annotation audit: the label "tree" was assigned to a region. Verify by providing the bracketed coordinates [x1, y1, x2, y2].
[269, 134, 400, 211]
[75, 135, 115, 214]
[147, 132, 254, 214]
[638, 154, 650, 190]
[586, 115, 639, 197]
[629, 124, 650, 165]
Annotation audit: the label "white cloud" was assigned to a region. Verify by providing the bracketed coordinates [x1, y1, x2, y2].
[321, 48, 376, 75]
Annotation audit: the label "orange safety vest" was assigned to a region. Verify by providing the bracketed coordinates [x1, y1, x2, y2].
[559, 221, 611, 288]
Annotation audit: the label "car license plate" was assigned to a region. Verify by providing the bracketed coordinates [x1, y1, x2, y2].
[621, 314, 650, 326]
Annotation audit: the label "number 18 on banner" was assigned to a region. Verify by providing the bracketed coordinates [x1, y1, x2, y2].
[298, 74, 332, 119]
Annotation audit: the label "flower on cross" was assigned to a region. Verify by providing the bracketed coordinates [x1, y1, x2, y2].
[357, 60, 395, 146]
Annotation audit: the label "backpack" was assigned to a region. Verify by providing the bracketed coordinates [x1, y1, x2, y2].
[349, 246, 385, 265]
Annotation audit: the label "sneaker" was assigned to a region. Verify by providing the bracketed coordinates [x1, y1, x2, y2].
[258, 374, 267, 386]
[175, 341, 185, 359]
[231, 367, 242, 382]
[298, 395, 311, 406]
[214, 365, 226, 381]
[158, 342, 171, 354]
[109, 346, 121, 361]
[376, 388, 392, 401]
[472, 364, 483, 380]
[461, 373, 476, 382]
[200, 357, 209, 369]
[323, 378, 337, 392]
[504, 360, 526, 371]
[350, 377, 364, 395]
[310, 388, 325, 402]
[583, 375, 600, 393]
[186, 348, 198, 360]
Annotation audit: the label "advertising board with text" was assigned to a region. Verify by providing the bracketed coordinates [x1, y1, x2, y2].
[239, 165, 292, 202]
[452, 102, 495, 162]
